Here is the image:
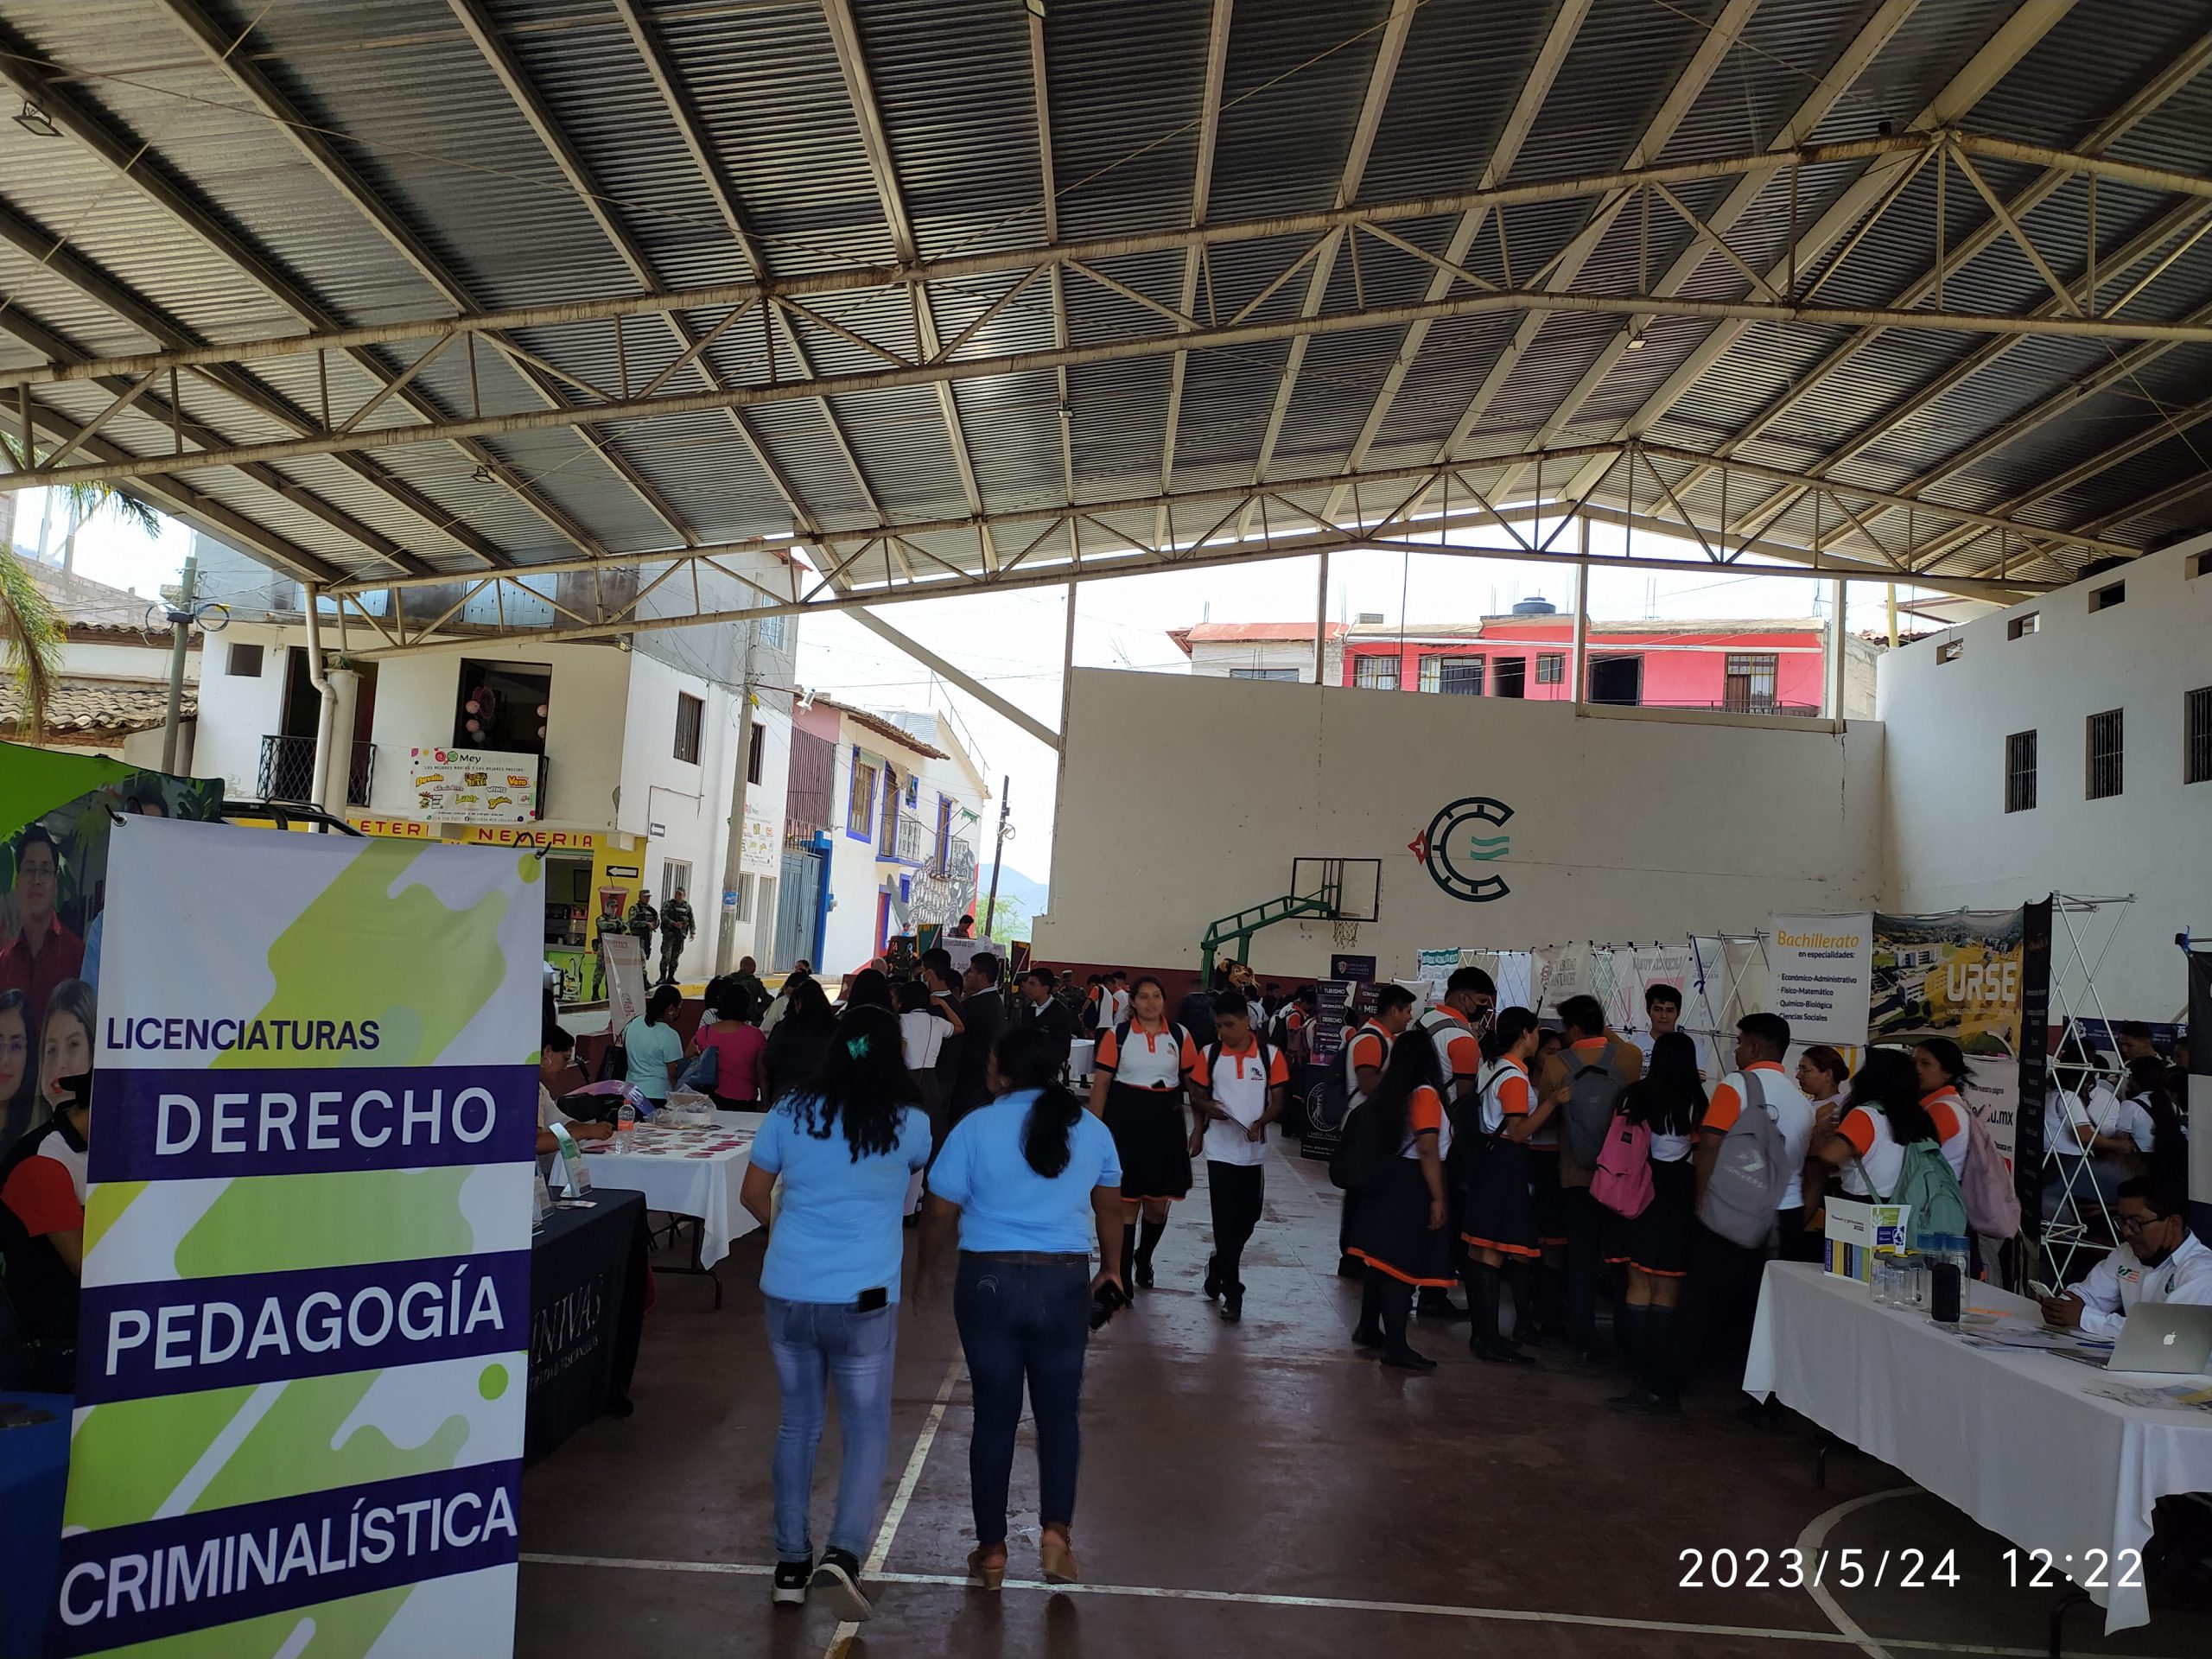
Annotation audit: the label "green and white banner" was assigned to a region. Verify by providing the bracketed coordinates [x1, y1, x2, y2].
[55, 819, 539, 1657]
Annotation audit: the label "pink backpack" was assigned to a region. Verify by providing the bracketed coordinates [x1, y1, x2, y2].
[1958, 1099, 2022, 1241]
[1590, 1108, 1654, 1219]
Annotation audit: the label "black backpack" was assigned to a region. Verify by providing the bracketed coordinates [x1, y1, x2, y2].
[1328, 1091, 1401, 1193]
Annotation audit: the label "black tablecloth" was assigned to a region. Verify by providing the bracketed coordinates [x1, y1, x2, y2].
[527, 1186, 649, 1463]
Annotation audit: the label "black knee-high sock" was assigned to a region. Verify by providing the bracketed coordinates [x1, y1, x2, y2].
[1356, 1268, 1386, 1340]
[1379, 1276, 1416, 1356]
[1618, 1304, 1649, 1375]
[1470, 1263, 1504, 1348]
[1640, 1306, 1678, 1394]
[1118, 1224, 1136, 1287]
[1504, 1259, 1535, 1344]
[1136, 1217, 1167, 1265]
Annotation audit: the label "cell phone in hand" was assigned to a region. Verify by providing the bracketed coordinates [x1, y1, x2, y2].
[1090, 1281, 1128, 1332]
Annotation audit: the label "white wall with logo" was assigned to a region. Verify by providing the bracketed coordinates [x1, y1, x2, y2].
[1033, 667, 1886, 980]
[1878, 530, 2212, 1018]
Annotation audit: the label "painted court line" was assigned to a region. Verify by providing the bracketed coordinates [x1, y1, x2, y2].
[1796, 1485, 1920, 1659]
[824, 1357, 964, 1659]
[516, 1553, 2172, 1659]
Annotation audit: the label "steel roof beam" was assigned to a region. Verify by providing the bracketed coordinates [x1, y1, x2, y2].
[0, 20, 599, 566]
[1238, 0, 1416, 523]
[0, 302, 423, 573]
[13, 391, 340, 583]
[1155, 0, 1236, 548]
[611, 0, 892, 532]
[161, 0, 702, 554]
[1026, 0, 1077, 513]
[1549, 0, 2077, 504]
[24, 256, 2212, 499]
[1484, 0, 1922, 505]
[820, 0, 999, 573]
[1414, 0, 1764, 480]
[1319, 0, 1590, 522]
[9, 130, 2037, 391]
[1707, 32, 2212, 546]
[321, 439, 2128, 604]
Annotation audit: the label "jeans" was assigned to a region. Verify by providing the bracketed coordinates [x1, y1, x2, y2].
[764, 1295, 900, 1561]
[954, 1255, 1092, 1546]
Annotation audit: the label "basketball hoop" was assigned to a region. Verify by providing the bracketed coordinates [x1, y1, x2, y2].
[1332, 919, 1361, 949]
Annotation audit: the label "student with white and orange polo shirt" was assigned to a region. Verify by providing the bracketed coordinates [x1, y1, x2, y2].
[1414, 967, 1493, 1321]
[1345, 1031, 1453, 1372]
[1548, 995, 1642, 1361]
[1459, 1007, 1566, 1365]
[1910, 1038, 1975, 1181]
[1187, 995, 1289, 1323]
[1618, 1011, 1809, 1416]
[1086, 975, 1199, 1294]
[1335, 984, 1418, 1277]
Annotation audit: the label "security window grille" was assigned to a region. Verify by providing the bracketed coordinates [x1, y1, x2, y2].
[2091, 582, 2126, 612]
[1535, 653, 1565, 684]
[849, 760, 877, 837]
[226, 641, 264, 677]
[2008, 613, 2038, 639]
[673, 693, 704, 763]
[2187, 687, 2212, 785]
[1230, 667, 1299, 681]
[1723, 652, 1778, 711]
[2005, 731, 2037, 813]
[2086, 709, 2124, 799]
[1439, 657, 1484, 696]
[1353, 655, 1398, 690]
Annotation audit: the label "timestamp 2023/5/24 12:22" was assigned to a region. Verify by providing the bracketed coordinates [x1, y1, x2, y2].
[1677, 1547, 2145, 1591]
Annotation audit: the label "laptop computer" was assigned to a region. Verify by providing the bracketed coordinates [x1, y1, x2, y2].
[2106, 1304, 2212, 1376]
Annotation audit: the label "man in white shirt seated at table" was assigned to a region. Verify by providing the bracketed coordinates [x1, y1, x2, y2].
[2039, 1179, 2212, 1340]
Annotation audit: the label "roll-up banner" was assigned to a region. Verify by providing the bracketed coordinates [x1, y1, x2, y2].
[54, 819, 537, 1657]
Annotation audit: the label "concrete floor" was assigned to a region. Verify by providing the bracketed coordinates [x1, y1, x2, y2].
[516, 1153, 2212, 1659]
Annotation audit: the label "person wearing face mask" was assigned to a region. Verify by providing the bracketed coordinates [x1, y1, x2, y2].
[0, 977, 97, 1370]
[2039, 1179, 2212, 1339]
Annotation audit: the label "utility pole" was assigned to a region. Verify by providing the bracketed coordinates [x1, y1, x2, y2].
[159, 549, 197, 774]
[982, 776, 1011, 938]
[715, 621, 759, 976]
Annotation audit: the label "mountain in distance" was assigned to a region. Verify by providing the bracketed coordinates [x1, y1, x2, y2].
[979, 863, 1048, 917]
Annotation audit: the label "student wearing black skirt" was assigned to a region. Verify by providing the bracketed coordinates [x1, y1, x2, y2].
[1086, 975, 1198, 1292]
[1461, 1008, 1568, 1365]
[1606, 1032, 1705, 1402]
[1346, 1032, 1453, 1372]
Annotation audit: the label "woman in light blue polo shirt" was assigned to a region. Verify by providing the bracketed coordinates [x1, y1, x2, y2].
[922, 1024, 1124, 1591]
[738, 1005, 930, 1621]
[621, 984, 686, 1104]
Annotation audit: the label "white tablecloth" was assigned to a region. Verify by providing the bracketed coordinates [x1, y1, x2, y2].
[1068, 1037, 1096, 1084]
[1745, 1262, 2212, 1631]
[580, 1110, 764, 1269]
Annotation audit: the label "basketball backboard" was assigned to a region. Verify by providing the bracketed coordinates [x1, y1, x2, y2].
[1291, 857, 1381, 922]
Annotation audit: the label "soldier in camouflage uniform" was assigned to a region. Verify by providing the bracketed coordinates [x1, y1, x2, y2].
[591, 904, 627, 1000]
[626, 891, 660, 981]
[658, 889, 696, 985]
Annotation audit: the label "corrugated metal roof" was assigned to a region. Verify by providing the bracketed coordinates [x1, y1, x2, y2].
[0, 0, 2204, 599]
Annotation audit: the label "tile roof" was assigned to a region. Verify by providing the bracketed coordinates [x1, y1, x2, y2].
[814, 696, 950, 760]
[0, 677, 194, 740]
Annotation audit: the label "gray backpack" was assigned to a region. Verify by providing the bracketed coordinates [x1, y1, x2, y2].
[1695, 1069, 1789, 1249]
[1562, 1039, 1626, 1166]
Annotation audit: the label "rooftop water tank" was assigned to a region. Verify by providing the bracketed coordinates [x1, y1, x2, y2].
[1510, 595, 1557, 615]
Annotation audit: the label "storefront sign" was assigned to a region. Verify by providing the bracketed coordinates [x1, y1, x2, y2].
[407, 746, 540, 825]
[59, 819, 536, 1656]
[348, 815, 431, 839]
[1767, 912, 1875, 1046]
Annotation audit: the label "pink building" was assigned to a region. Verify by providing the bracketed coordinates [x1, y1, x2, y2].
[1173, 602, 1873, 717]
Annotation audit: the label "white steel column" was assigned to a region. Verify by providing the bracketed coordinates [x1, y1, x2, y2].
[1313, 550, 1331, 683]
[1827, 578, 1848, 719]
[1572, 515, 1591, 709]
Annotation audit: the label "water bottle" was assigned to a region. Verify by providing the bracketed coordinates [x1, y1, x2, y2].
[616, 1101, 637, 1153]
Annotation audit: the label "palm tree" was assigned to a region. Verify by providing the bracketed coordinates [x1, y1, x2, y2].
[0, 546, 64, 744]
[0, 432, 155, 741]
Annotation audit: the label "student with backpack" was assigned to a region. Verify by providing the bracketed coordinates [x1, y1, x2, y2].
[1085, 975, 1199, 1293]
[1596, 1032, 1706, 1404]
[1342, 1026, 1453, 1371]
[1330, 984, 1419, 1278]
[1549, 995, 1642, 1362]
[1414, 967, 1493, 1323]
[1187, 995, 1290, 1323]
[1813, 1047, 1969, 1250]
[1616, 1012, 1810, 1416]
[1912, 1036, 2019, 1265]
[1459, 1007, 1569, 1364]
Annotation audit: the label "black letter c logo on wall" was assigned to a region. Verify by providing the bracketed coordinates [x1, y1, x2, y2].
[1411, 797, 1514, 903]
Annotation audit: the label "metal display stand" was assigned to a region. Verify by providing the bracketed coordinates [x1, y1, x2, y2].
[2035, 895, 2137, 1289]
